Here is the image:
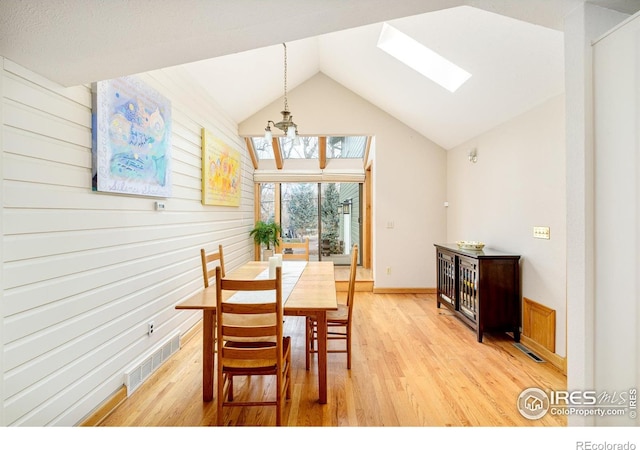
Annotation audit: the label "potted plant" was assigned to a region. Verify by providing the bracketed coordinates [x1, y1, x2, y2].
[249, 220, 282, 260]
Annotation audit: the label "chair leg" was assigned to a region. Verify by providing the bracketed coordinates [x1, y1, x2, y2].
[217, 373, 224, 426]
[228, 375, 234, 401]
[276, 399, 282, 426]
[285, 337, 292, 399]
[305, 317, 312, 370]
[286, 370, 291, 399]
[276, 375, 282, 426]
[347, 331, 351, 369]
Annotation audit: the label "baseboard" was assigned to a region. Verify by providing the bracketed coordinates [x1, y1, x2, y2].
[181, 320, 201, 344]
[520, 335, 566, 375]
[336, 280, 374, 292]
[372, 287, 436, 294]
[79, 325, 201, 427]
[79, 386, 127, 427]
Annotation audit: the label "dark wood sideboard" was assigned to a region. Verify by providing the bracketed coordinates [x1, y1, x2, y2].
[434, 243, 521, 343]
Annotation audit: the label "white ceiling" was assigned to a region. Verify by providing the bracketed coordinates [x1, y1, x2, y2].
[1, 0, 639, 149]
[184, 6, 566, 149]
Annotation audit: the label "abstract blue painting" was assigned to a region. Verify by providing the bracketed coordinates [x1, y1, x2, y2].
[92, 76, 172, 197]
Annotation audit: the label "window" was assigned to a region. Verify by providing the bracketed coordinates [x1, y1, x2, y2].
[251, 137, 274, 160]
[326, 136, 367, 159]
[259, 182, 276, 222]
[249, 135, 369, 164]
[279, 136, 319, 159]
[258, 181, 361, 265]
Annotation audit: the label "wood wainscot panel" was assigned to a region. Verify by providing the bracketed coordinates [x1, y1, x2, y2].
[522, 297, 555, 353]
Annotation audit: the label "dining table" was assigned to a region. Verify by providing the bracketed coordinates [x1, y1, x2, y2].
[175, 260, 337, 404]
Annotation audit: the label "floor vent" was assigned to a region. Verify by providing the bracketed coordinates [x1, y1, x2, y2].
[513, 343, 545, 363]
[124, 331, 181, 395]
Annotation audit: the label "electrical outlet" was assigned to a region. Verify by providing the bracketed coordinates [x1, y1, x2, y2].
[148, 321, 155, 336]
[533, 226, 550, 239]
[154, 201, 165, 211]
[386, 267, 391, 275]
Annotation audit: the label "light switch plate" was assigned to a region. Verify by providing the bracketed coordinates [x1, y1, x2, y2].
[533, 226, 550, 239]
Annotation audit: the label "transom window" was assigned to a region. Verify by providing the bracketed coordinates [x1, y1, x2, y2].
[280, 136, 319, 159]
[249, 135, 368, 163]
[252, 137, 275, 160]
[326, 136, 367, 159]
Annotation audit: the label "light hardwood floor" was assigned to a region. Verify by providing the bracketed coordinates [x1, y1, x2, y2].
[99, 292, 566, 427]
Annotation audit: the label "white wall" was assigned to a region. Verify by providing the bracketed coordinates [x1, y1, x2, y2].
[0, 58, 255, 425]
[592, 11, 640, 426]
[563, 3, 633, 427]
[447, 95, 567, 356]
[0, 56, 5, 428]
[239, 72, 447, 289]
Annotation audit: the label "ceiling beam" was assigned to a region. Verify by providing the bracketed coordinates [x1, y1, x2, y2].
[363, 136, 373, 169]
[244, 137, 259, 170]
[318, 136, 327, 169]
[272, 137, 284, 169]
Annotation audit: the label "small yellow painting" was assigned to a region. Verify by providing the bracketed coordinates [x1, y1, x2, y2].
[201, 129, 241, 206]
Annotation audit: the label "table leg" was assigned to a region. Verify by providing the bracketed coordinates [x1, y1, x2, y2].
[202, 310, 214, 402]
[316, 311, 328, 404]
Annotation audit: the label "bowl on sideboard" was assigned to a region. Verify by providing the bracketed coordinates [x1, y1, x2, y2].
[456, 241, 485, 251]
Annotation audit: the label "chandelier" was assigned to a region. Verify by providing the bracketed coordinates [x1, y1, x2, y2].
[264, 43, 298, 141]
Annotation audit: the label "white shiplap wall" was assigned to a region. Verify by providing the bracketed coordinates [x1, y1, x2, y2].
[1, 58, 255, 426]
[0, 57, 5, 428]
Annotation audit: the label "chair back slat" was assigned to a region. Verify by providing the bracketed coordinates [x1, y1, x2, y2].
[222, 346, 277, 361]
[201, 245, 225, 288]
[220, 278, 279, 293]
[221, 324, 278, 338]
[220, 302, 277, 314]
[278, 237, 310, 261]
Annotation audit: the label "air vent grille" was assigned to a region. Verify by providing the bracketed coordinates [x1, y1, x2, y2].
[124, 331, 181, 395]
[513, 343, 545, 363]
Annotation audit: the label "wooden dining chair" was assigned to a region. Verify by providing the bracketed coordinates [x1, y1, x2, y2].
[278, 237, 310, 261]
[215, 265, 292, 426]
[201, 245, 225, 287]
[201, 245, 225, 359]
[306, 244, 358, 370]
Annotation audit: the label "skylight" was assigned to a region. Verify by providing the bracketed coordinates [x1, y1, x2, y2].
[377, 23, 471, 93]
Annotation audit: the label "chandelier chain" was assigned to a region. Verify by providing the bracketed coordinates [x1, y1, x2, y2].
[264, 42, 298, 139]
[283, 43, 289, 112]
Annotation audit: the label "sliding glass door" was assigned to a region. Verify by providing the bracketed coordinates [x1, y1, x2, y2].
[280, 182, 319, 259]
[258, 182, 361, 265]
[320, 182, 360, 265]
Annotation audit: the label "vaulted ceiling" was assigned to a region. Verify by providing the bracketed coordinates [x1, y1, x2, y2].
[1, 0, 639, 149]
[184, 6, 565, 149]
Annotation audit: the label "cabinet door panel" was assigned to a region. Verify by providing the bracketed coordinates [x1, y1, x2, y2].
[437, 250, 456, 306]
[458, 256, 478, 321]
